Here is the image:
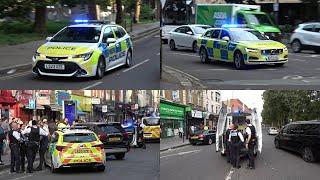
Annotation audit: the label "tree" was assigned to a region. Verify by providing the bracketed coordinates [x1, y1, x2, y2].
[115, 0, 122, 24]
[134, 0, 141, 23]
[33, 0, 48, 34]
[87, 0, 97, 20]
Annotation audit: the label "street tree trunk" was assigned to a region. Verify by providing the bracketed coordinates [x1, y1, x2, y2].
[87, 0, 97, 20]
[134, 0, 142, 23]
[33, 0, 47, 34]
[116, 0, 123, 24]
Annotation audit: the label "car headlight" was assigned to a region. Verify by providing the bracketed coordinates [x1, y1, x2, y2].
[72, 51, 93, 61]
[34, 51, 45, 59]
[283, 47, 288, 51]
[245, 48, 258, 53]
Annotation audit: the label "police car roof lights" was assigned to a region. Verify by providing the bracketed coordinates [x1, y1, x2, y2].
[222, 24, 248, 28]
[73, 19, 112, 25]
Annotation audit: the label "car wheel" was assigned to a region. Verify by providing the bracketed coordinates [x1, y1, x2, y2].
[95, 57, 106, 79]
[275, 139, 280, 149]
[125, 50, 133, 67]
[292, 40, 302, 53]
[97, 165, 105, 172]
[200, 48, 209, 63]
[302, 147, 315, 163]
[234, 51, 246, 70]
[169, 40, 176, 50]
[192, 41, 198, 52]
[208, 138, 213, 145]
[274, 63, 285, 67]
[115, 153, 125, 160]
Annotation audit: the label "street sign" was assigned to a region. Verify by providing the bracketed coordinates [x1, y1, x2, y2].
[29, 99, 36, 109]
[63, 100, 77, 125]
[273, 3, 279, 12]
[102, 105, 108, 112]
[91, 98, 101, 105]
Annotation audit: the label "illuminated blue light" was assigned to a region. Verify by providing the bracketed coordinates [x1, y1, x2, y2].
[74, 19, 89, 23]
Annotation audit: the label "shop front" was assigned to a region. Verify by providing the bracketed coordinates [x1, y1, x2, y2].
[160, 100, 187, 138]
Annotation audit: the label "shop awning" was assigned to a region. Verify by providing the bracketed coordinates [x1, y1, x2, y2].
[0, 96, 16, 104]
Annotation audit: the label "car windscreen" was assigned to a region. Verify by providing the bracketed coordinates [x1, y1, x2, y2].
[63, 133, 97, 143]
[99, 125, 124, 134]
[230, 30, 269, 41]
[246, 13, 274, 26]
[194, 130, 205, 135]
[143, 118, 160, 126]
[50, 27, 101, 43]
[193, 26, 211, 34]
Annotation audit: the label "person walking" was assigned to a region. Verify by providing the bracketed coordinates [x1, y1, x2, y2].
[8, 122, 22, 173]
[138, 121, 146, 149]
[22, 120, 48, 173]
[245, 119, 257, 169]
[229, 124, 244, 169]
[19, 124, 27, 172]
[225, 124, 234, 164]
[35, 120, 49, 171]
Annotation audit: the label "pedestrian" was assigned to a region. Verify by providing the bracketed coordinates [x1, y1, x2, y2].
[178, 127, 183, 138]
[225, 124, 234, 163]
[245, 119, 257, 169]
[22, 120, 48, 173]
[138, 121, 146, 149]
[19, 123, 27, 172]
[35, 119, 49, 171]
[48, 120, 58, 135]
[0, 125, 6, 165]
[8, 122, 22, 173]
[1, 117, 10, 135]
[229, 124, 244, 169]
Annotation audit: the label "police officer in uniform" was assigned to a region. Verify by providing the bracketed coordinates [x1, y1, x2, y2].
[22, 120, 48, 173]
[228, 124, 244, 169]
[245, 119, 257, 169]
[35, 120, 49, 171]
[19, 124, 27, 172]
[8, 122, 22, 173]
[225, 124, 234, 163]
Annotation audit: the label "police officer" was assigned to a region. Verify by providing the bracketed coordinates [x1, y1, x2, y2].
[225, 124, 234, 163]
[228, 124, 244, 169]
[138, 121, 146, 149]
[19, 124, 27, 172]
[245, 119, 257, 169]
[35, 119, 49, 171]
[22, 120, 48, 173]
[8, 122, 22, 173]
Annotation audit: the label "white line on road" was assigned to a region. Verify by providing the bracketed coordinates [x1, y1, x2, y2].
[82, 81, 103, 90]
[225, 167, 235, 180]
[160, 149, 202, 159]
[122, 59, 150, 73]
[0, 71, 32, 80]
[13, 175, 33, 180]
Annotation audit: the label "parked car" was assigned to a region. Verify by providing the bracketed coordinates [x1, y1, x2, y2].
[290, 22, 320, 53]
[268, 127, 279, 135]
[274, 120, 320, 162]
[168, 24, 211, 52]
[74, 122, 130, 160]
[189, 129, 216, 145]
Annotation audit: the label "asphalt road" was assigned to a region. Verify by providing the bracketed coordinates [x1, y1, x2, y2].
[0, 32, 160, 90]
[161, 44, 320, 89]
[0, 143, 159, 180]
[160, 131, 320, 180]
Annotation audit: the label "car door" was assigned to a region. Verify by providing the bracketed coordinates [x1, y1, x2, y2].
[301, 24, 315, 46]
[279, 125, 290, 149]
[100, 26, 117, 69]
[112, 26, 127, 66]
[210, 29, 222, 60]
[172, 27, 186, 47]
[289, 124, 303, 153]
[181, 26, 195, 48]
[313, 24, 320, 47]
[218, 29, 232, 61]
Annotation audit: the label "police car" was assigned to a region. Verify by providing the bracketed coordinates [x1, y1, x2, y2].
[32, 20, 133, 79]
[45, 128, 106, 172]
[197, 25, 288, 70]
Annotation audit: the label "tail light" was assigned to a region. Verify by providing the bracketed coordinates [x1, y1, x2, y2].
[92, 144, 104, 149]
[56, 146, 65, 151]
[198, 134, 204, 138]
[98, 132, 107, 141]
[123, 132, 129, 139]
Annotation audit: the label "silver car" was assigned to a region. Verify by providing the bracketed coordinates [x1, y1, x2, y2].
[290, 22, 320, 53]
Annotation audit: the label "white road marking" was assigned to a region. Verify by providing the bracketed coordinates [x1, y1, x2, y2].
[282, 75, 303, 80]
[0, 71, 32, 80]
[225, 167, 235, 180]
[290, 58, 306, 62]
[82, 81, 103, 90]
[122, 59, 150, 73]
[0, 62, 32, 71]
[13, 175, 33, 180]
[160, 149, 201, 159]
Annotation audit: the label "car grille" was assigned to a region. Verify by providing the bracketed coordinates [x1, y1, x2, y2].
[261, 49, 283, 55]
[46, 56, 68, 61]
[35, 61, 81, 74]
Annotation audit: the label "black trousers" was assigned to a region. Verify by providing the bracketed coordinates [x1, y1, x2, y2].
[27, 142, 38, 171]
[226, 141, 231, 163]
[230, 143, 240, 168]
[37, 147, 46, 169]
[248, 143, 255, 168]
[10, 144, 21, 172]
[20, 143, 27, 171]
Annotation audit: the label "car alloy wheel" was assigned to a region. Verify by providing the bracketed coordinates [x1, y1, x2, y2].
[169, 40, 176, 50]
[125, 50, 132, 67]
[234, 51, 246, 70]
[208, 138, 213, 145]
[96, 58, 105, 79]
[275, 139, 280, 149]
[302, 147, 315, 163]
[292, 40, 301, 53]
[200, 48, 208, 63]
[193, 42, 198, 52]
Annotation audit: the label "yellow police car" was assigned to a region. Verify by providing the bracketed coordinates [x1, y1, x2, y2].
[45, 128, 106, 172]
[197, 25, 288, 70]
[33, 20, 133, 79]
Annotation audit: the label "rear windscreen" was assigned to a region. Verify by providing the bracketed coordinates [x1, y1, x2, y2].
[63, 133, 97, 143]
[99, 125, 124, 133]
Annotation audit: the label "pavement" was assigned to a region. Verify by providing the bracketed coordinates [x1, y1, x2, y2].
[160, 130, 320, 180]
[160, 136, 190, 152]
[161, 44, 320, 89]
[0, 143, 159, 180]
[0, 22, 160, 89]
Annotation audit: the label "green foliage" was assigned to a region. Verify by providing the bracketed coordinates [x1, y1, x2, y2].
[140, 4, 153, 20]
[46, 21, 68, 34]
[0, 20, 33, 33]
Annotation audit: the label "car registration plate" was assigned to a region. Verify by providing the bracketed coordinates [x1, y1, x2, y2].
[75, 149, 89, 153]
[191, 136, 198, 139]
[108, 137, 121, 142]
[267, 55, 278, 61]
[44, 64, 65, 70]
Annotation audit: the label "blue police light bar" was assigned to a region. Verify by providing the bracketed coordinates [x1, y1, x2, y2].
[222, 24, 247, 28]
[74, 19, 89, 23]
[73, 19, 112, 25]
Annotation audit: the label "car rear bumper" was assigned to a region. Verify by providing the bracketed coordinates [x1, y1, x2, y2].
[246, 59, 288, 65]
[105, 147, 128, 154]
[60, 162, 104, 168]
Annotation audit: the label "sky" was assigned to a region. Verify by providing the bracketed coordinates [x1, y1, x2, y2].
[220, 90, 265, 120]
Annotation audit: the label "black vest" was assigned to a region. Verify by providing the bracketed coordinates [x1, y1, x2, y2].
[28, 127, 40, 142]
[230, 130, 240, 144]
[248, 125, 256, 142]
[8, 130, 20, 144]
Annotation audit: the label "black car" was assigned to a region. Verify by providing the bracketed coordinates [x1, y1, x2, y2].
[75, 122, 130, 160]
[189, 130, 216, 145]
[274, 120, 320, 162]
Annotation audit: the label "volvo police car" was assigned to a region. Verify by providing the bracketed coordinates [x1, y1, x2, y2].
[32, 20, 133, 79]
[45, 128, 106, 172]
[197, 25, 288, 70]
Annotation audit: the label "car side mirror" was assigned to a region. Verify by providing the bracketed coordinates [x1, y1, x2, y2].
[106, 38, 117, 45]
[46, 37, 53, 42]
[222, 36, 230, 42]
[186, 31, 193, 35]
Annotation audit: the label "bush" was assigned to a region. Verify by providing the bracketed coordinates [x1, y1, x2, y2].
[140, 5, 154, 20]
[47, 21, 69, 34]
[0, 20, 33, 34]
